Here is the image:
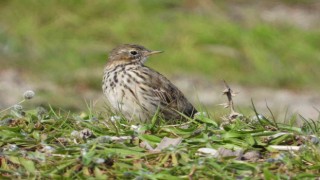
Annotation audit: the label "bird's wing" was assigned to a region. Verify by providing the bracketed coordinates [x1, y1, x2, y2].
[139, 67, 197, 118]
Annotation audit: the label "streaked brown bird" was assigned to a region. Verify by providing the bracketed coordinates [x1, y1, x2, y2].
[102, 44, 197, 122]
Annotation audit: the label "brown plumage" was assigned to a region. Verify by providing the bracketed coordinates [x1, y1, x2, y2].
[102, 44, 197, 122]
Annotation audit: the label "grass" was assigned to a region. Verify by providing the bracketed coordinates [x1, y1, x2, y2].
[0, 91, 319, 179]
[1, 1, 320, 178]
[1, 0, 320, 110]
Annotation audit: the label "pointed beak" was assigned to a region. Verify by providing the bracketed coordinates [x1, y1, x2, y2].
[145, 50, 163, 56]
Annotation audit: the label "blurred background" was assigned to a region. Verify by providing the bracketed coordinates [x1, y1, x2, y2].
[1, 0, 320, 120]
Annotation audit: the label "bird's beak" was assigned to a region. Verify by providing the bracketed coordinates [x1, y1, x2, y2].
[146, 50, 163, 56]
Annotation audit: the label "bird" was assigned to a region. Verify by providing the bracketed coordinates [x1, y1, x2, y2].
[102, 44, 197, 122]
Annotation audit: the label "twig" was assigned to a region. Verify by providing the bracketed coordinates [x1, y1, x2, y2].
[222, 81, 242, 120]
[222, 80, 235, 113]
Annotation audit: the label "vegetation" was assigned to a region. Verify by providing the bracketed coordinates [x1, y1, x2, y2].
[1, 1, 320, 179]
[0, 91, 320, 179]
[1, 0, 320, 110]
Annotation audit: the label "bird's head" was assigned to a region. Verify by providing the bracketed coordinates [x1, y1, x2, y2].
[107, 44, 163, 65]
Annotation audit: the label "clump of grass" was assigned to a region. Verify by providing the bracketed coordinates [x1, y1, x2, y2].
[0, 95, 319, 178]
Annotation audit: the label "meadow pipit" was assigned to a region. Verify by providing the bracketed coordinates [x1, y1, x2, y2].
[102, 44, 197, 122]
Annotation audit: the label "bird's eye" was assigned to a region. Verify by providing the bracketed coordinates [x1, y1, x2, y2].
[130, 51, 137, 55]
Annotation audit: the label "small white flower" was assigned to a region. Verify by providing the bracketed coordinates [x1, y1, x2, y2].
[13, 104, 23, 111]
[23, 90, 35, 100]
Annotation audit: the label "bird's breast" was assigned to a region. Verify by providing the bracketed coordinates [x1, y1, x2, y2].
[103, 65, 149, 102]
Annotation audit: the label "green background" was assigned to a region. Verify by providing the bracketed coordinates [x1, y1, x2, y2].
[1, 0, 319, 111]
